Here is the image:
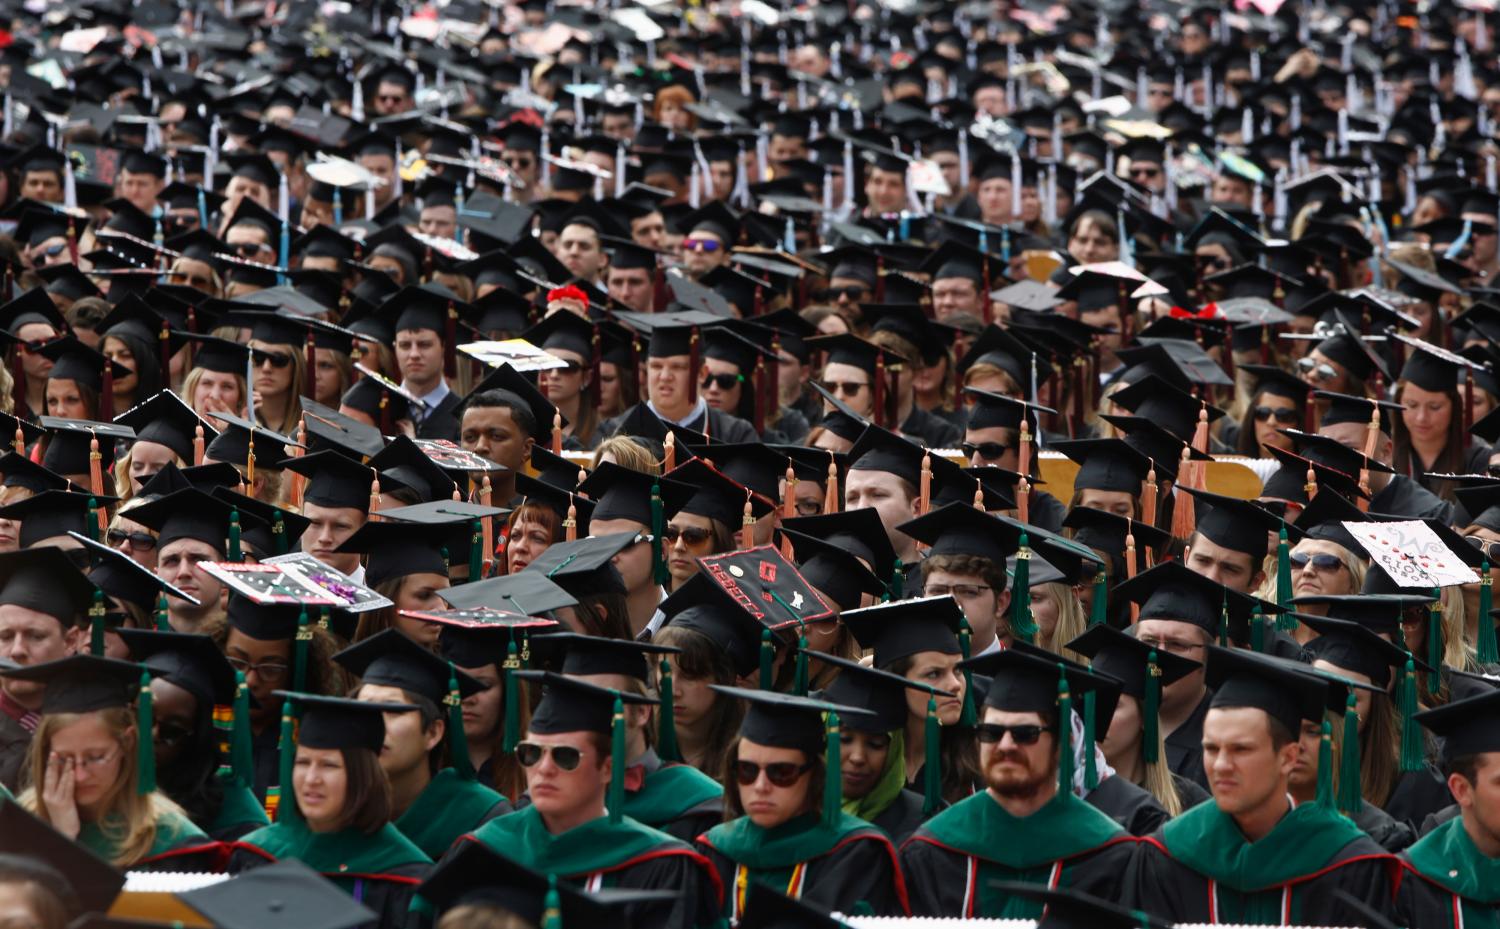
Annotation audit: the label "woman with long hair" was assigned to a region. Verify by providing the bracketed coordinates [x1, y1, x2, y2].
[343, 523, 454, 647]
[1030, 570, 1088, 664]
[246, 318, 306, 435]
[695, 689, 908, 919]
[651, 622, 744, 781]
[523, 312, 601, 451]
[7, 655, 214, 870]
[1393, 339, 1491, 501]
[98, 314, 166, 416]
[660, 460, 767, 593]
[1229, 365, 1311, 456]
[39, 338, 120, 421]
[230, 694, 432, 926]
[651, 85, 697, 133]
[1068, 626, 1207, 834]
[181, 336, 250, 422]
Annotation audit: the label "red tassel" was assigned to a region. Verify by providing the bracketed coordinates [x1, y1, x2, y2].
[100, 363, 114, 420]
[10, 352, 24, 417]
[874, 354, 887, 428]
[590, 328, 602, 409]
[874, 256, 886, 302]
[824, 452, 839, 514]
[159, 318, 172, 381]
[753, 357, 766, 435]
[652, 266, 668, 312]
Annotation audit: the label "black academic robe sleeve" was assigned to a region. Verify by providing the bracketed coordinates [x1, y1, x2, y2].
[1172, 774, 1211, 810]
[1372, 475, 1455, 523]
[250, 723, 279, 801]
[609, 851, 723, 929]
[0, 712, 30, 792]
[354, 862, 427, 929]
[900, 407, 962, 449]
[1397, 866, 1476, 929]
[653, 802, 724, 845]
[900, 833, 1135, 917]
[1353, 803, 1417, 853]
[1025, 490, 1067, 534]
[697, 833, 908, 917]
[871, 790, 929, 846]
[696, 408, 760, 445]
[1387, 765, 1455, 829]
[1132, 836, 1397, 926]
[1087, 775, 1170, 837]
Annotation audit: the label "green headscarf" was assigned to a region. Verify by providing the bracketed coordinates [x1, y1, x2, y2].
[841, 729, 909, 822]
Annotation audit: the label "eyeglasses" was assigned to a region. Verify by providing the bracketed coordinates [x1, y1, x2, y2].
[1464, 535, 1500, 563]
[700, 372, 744, 390]
[50, 748, 121, 772]
[1199, 255, 1230, 271]
[107, 529, 157, 551]
[226, 657, 290, 682]
[793, 500, 822, 517]
[733, 760, 811, 786]
[252, 349, 293, 369]
[503, 156, 535, 170]
[682, 237, 722, 253]
[922, 583, 993, 599]
[1137, 636, 1205, 655]
[976, 723, 1047, 745]
[1295, 357, 1339, 382]
[819, 379, 868, 397]
[1290, 551, 1347, 572]
[663, 525, 713, 546]
[1253, 406, 1300, 424]
[962, 441, 1012, 461]
[811, 285, 869, 301]
[231, 241, 271, 257]
[168, 270, 214, 289]
[515, 741, 583, 770]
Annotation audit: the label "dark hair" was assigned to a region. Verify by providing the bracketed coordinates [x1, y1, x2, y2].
[1392, 380, 1468, 502]
[650, 625, 742, 780]
[571, 592, 633, 640]
[1267, 715, 1295, 751]
[1235, 387, 1306, 457]
[153, 682, 226, 829]
[65, 296, 112, 333]
[370, 243, 418, 286]
[465, 389, 539, 439]
[722, 737, 825, 821]
[0, 854, 75, 929]
[1444, 753, 1482, 785]
[884, 652, 981, 804]
[301, 745, 392, 834]
[101, 327, 165, 401]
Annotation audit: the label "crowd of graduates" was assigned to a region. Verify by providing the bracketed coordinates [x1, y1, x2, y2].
[8, 0, 1500, 927]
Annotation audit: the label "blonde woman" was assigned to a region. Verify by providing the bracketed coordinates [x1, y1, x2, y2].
[1256, 535, 1368, 644]
[1031, 570, 1089, 665]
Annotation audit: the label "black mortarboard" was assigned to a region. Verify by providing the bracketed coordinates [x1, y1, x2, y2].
[817, 651, 949, 734]
[459, 363, 561, 444]
[114, 391, 215, 462]
[437, 569, 578, 616]
[842, 596, 964, 667]
[203, 412, 299, 470]
[368, 435, 458, 502]
[967, 646, 1108, 716]
[1296, 613, 1421, 689]
[1279, 429, 1395, 478]
[1113, 561, 1275, 643]
[1052, 438, 1152, 494]
[776, 527, 884, 612]
[334, 518, 457, 588]
[1184, 486, 1288, 561]
[1205, 645, 1337, 735]
[0, 543, 97, 623]
[614, 310, 727, 358]
[806, 332, 905, 380]
[181, 332, 252, 374]
[39, 418, 134, 477]
[0, 654, 147, 714]
[781, 508, 897, 595]
[1315, 390, 1402, 433]
[1414, 688, 1500, 758]
[283, 450, 375, 512]
[333, 629, 482, 705]
[1399, 336, 1474, 394]
[964, 388, 1051, 432]
[659, 573, 781, 678]
[845, 424, 927, 487]
[576, 462, 693, 527]
[524, 532, 636, 599]
[129, 487, 265, 553]
[0, 450, 71, 494]
[37, 336, 131, 394]
[521, 309, 594, 359]
[920, 239, 1007, 287]
[521, 670, 656, 735]
[666, 459, 774, 529]
[530, 630, 678, 683]
[0, 287, 67, 334]
[1067, 624, 1201, 702]
[71, 530, 197, 612]
[180, 858, 376, 929]
[0, 490, 113, 548]
[714, 684, 868, 755]
[280, 691, 416, 753]
[896, 502, 1027, 571]
[0, 799, 123, 916]
[116, 629, 235, 705]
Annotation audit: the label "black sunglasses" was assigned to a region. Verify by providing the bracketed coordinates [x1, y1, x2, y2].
[1289, 551, 1346, 571]
[1253, 406, 1300, 424]
[252, 349, 293, 369]
[700, 372, 744, 390]
[734, 760, 811, 787]
[662, 525, 713, 546]
[811, 285, 868, 301]
[107, 529, 157, 550]
[515, 741, 582, 771]
[962, 441, 1013, 461]
[976, 723, 1048, 745]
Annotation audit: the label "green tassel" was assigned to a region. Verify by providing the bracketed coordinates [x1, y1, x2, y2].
[608, 695, 626, 824]
[271, 508, 288, 555]
[155, 592, 170, 631]
[447, 663, 475, 780]
[1339, 692, 1362, 815]
[468, 518, 483, 580]
[89, 589, 106, 656]
[1012, 535, 1035, 643]
[230, 671, 253, 786]
[1143, 649, 1161, 764]
[541, 876, 562, 929]
[277, 696, 298, 822]
[1088, 570, 1107, 627]
[1275, 524, 1295, 628]
[293, 608, 310, 693]
[1399, 658, 1424, 772]
[657, 658, 681, 762]
[1056, 668, 1073, 795]
[1250, 604, 1264, 654]
[1083, 690, 1098, 790]
[136, 669, 155, 795]
[1316, 718, 1335, 812]
[823, 710, 843, 829]
[86, 497, 99, 543]
[1427, 593, 1443, 691]
[1480, 564, 1498, 665]
[650, 483, 668, 585]
[758, 628, 774, 690]
[228, 509, 242, 562]
[502, 641, 521, 753]
[922, 696, 941, 816]
[793, 635, 809, 696]
[889, 558, 904, 600]
[956, 616, 977, 727]
[1217, 592, 1230, 647]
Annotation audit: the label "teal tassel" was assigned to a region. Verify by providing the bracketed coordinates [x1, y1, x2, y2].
[823, 710, 843, 829]
[889, 558, 904, 600]
[957, 616, 977, 727]
[1056, 668, 1073, 795]
[1083, 690, 1098, 790]
[155, 592, 170, 631]
[293, 608, 310, 693]
[657, 658, 681, 762]
[793, 635, 809, 696]
[89, 589, 106, 656]
[1217, 592, 1230, 647]
[502, 641, 521, 753]
[1316, 718, 1335, 812]
[922, 696, 941, 815]
[1143, 649, 1161, 764]
[1275, 524, 1295, 628]
[468, 519, 483, 580]
[542, 876, 562, 929]
[1339, 692, 1362, 815]
[230, 671, 253, 786]
[1088, 570, 1107, 626]
[650, 483, 668, 585]
[758, 628, 774, 690]
[1012, 534, 1035, 643]
[86, 497, 99, 543]
[1427, 592, 1443, 691]
[276, 696, 299, 822]
[1480, 564, 1498, 665]
[608, 696, 626, 823]
[136, 669, 155, 795]
[447, 663, 475, 780]
[228, 509, 242, 562]
[271, 508, 288, 555]
[1399, 659, 1424, 772]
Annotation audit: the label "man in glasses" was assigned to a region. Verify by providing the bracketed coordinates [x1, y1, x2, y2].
[499, 123, 543, 202]
[902, 648, 1131, 917]
[1122, 138, 1168, 195]
[372, 65, 416, 116]
[453, 672, 722, 929]
[0, 548, 97, 791]
[1135, 647, 1397, 926]
[962, 389, 1066, 533]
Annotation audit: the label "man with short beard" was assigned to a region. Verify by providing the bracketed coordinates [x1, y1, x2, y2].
[900, 649, 1135, 917]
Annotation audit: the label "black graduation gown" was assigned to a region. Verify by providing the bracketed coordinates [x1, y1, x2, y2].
[900, 407, 961, 449]
[251, 722, 279, 801]
[1412, 442, 1491, 498]
[1387, 764, 1455, 829]
[870, 789, 928, 846]
[0, 711, 29, 792]
[762, 407, 811, 445]
[1371, 475, 1455, 523]
[1163, 692, 1211, 792]
[414, 391, 463, 443]
[1173, 774, 1211, 809]
[1025, 489, 1067, 533]
[1087, 775, 1170, 837]
[1352, 802, 1417, 853]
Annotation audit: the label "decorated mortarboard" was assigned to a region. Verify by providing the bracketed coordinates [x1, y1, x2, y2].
[408, 607, 559, 669]
[180, 858, 377, 929]
[0, 799, 125, 916]
[843, 596, 964, 668]
[659, 573, 788, 679]
[0, 654, 151, 715]
[438, 571, 578, 617]
[369, 434, 459, 502]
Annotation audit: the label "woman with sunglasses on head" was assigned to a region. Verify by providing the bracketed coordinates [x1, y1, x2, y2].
[697, 688, 909, 919]
[1296, 322, 1374, 399]
[1228, 364, 1311, 456]
[230, 694, 432, 928]
[7, 655, 214, 871]
[1394, 339, 1492, 501]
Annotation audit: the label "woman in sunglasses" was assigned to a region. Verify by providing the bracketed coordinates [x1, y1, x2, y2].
[659, 460, 766, 594]
[231, 694, 432, 927]
[1230, 364, 1311, 456]
[244, 317, 307, 437]
[1282, 539, 1367, 631]
[698, 687, 909, 919]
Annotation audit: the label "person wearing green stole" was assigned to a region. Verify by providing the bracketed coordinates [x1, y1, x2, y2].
[2, 654, 216, 872]
[526, 628, 723, 843]
[1133, 646, 1397, 926]
[697, 685, 908, 919]
[115, 629, 270, 843]
[451, 671, 722, 929]
[230, 693, 431, 929]
[333, 629, 511, 860]
[901, 647, 1134, 917]
[1397, 687, 1500, 928]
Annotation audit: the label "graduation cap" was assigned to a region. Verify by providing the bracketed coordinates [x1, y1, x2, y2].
[843, 596, 964, 669]
[521, 669, 656, 735]
[1106, 374, 1225, 444]
[0, 541, 100, 625]
[1414, 686, 1500, 759]
[738, 882, 848, 929]
[844, 424, 930, 489]
[1115, 338, 1234, 389]
[36, 337, 132, 418]
[334, 627, 483, 707]
[1204, 644, 1337, 737]
[283, 450, 376, 513]
[1295, 613, 1424, 691]
[1066, 624, 1200, 765]
[1278, 429, 1395, 479]
[1052, 438, 1153, 494]
[1455, 483, 1500, 533]
[460, 363, 561, 446]
[0, 654, 149, 715]
[70, 531, 198, 612]
[0, 489, 113, 548]
[277, 690, 416, 754]
[666, 458, 774, 530]
[0, 287, 67, 335]
[39, 417, 134, 479]
[438, 571, 578, 617]
[368, 434, 458, 502]
[334, 517, 463, 588]
[529, 629, 679, 684]
[130, 483, 270, 559]
[180, 858, 377, 929]
[956, 324, 1051, 398]
[576, 461, 693, 528]
[114, 390, 216, 463]
[776, 527, 884, 612]
[1113, 561, 1277, 645]
[180, 332, 252, 375]
[1182, 486, 1289, 562]
[116, 628, 236, 706]
[1060, 505, 1172, 579]
[658, 572, 787, 679]
[0, 450, 72, 494]
[0, 799, 124, 917]
[203, 412, 300, 471]
[523, 531, 638, 600]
